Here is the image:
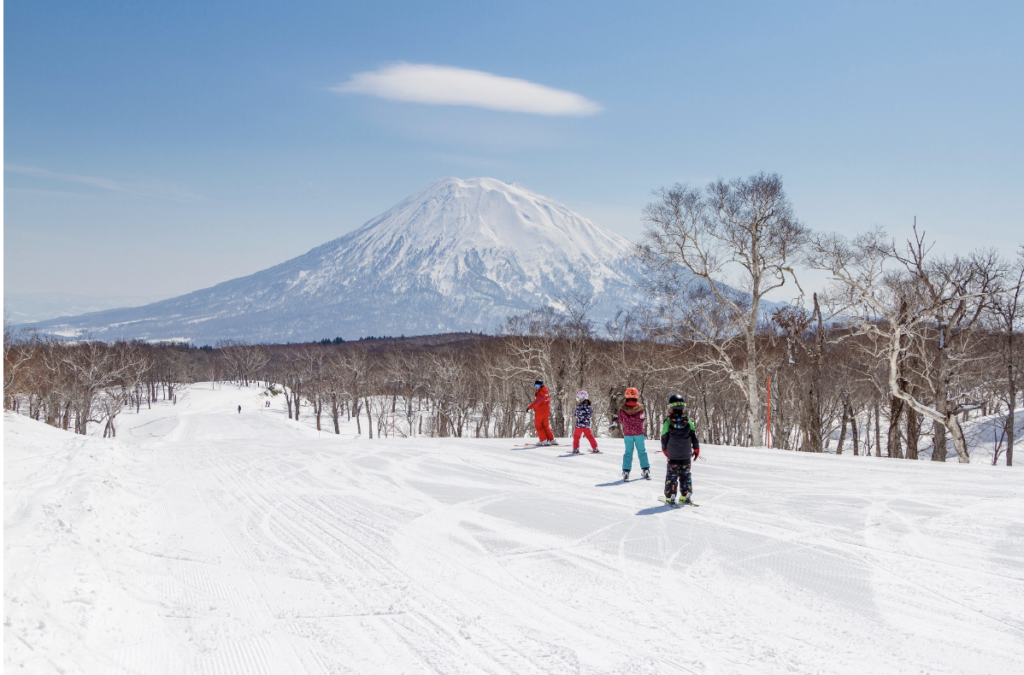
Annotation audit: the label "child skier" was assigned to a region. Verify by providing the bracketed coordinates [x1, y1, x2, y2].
[571, 391, 600, 454]
[527, 380, 556, 446]
[618, 387, 650, 480]
[660, 394, 700, 505]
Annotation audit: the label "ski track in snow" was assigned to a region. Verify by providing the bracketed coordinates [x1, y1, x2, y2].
[5, 385, 1024, 674]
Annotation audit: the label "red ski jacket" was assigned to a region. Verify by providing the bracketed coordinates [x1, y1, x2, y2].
[527, 386, 551, 419]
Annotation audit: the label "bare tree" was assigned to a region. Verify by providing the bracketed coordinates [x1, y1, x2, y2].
[988, 246, 1024, 466]
[4, 321, 34, 411]
[505, 307, 567, 434]
[557, 289, 597, 392]
[218, 341, 269, 387]
[641, 172, 808, 445]
[810, 226, 1003, 462]
[769, 294, 842, 452]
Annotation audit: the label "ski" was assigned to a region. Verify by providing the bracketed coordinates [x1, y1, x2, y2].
[661, 497, 699, 508]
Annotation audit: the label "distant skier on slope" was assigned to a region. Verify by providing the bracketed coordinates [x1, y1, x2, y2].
[238, 405, 242, 414]
[661, 394, 700, 506]
[618, 387, 650, 480]
[527, 380, 556, 446]
[571, 391, 600, 454]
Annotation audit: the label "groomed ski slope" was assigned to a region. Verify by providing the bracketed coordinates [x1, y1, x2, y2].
[5, 385, 1024, 675]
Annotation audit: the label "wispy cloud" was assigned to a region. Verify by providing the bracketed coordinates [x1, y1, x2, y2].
[332, 63, 602, 117]
[4, 164, 204, 201]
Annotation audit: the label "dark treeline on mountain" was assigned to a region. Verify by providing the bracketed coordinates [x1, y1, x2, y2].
[5, 173, 1023, 465]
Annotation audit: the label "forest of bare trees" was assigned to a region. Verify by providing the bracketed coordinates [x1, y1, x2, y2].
[5, 174, 1022, 465]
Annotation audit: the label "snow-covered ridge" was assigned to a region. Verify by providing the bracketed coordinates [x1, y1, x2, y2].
[23, 178, 644, 343]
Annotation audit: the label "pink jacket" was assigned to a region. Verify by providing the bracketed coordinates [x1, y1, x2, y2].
[618, 404, 646, 437]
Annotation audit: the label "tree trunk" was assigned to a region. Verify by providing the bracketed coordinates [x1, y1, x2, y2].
[874, 399, 881, 457]
[1007, 358, 1017, 467]
[1007, 406, 1015, 468]
[803, 380, 823, 453]
[850, 406, 859, 456]
[745, 336, 764, 446]
[365, 396, 373, 439]
[933, 420, 947, 462]
[608, 387, 624, 439]
[887, 318, 908, 458]
[701, 388, 713, 444]
[931, 327, 970, 462]
[887, 394, 905, 458]
[836, 400, 849, 455]
[946, 414, 971, 463]
[552, 360, 568, 438]
[391, 395, 397, 438]
[906, 408, 921, 460]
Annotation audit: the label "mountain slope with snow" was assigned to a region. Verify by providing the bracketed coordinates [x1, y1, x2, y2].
[5, 386, 1024, 674]
[24, 178, 644, 343]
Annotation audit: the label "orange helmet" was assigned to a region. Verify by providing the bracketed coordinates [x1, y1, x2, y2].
[624, 387, 640, 399]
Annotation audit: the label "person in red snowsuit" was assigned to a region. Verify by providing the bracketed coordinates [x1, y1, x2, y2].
[527, 380, 555, 445]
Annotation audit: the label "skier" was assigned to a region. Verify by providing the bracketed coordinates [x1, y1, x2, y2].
[238, 405, 242, 414]
[618, 387, 650, 480]
[660, 394, 700, 505]
[571, 391, 599, 454]
[527, 380, 556, 446]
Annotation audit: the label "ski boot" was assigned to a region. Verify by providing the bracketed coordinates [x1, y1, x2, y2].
[571, 448, 581, 454]
[641, 468, 651, 480]
[663, 495, 677, 506]
[622, 470, 630, 482]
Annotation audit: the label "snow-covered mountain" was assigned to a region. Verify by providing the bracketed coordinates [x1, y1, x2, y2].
[24, 178, 644, 343]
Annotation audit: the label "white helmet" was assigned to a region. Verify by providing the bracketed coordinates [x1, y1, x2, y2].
[576, 390, 588, 400]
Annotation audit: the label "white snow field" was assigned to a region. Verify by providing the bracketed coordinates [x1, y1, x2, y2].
[6, 385, 1024, 675]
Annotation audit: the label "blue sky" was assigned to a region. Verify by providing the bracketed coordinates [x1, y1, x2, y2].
[4, 0, 1022, 299]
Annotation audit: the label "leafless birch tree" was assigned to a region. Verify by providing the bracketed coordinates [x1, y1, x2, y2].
[641, 172, 808, 445]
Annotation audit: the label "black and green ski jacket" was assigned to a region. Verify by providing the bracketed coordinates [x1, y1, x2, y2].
[661, 414, 700, 463]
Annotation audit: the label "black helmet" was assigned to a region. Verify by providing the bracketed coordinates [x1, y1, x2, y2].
[668, 394, 687, 409]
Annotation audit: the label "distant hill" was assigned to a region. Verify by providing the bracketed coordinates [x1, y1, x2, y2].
[4, 292, 169, 325]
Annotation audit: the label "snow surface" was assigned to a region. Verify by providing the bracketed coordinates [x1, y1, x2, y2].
[5, 386, 1024, 674]
[22, 178, 645, 343]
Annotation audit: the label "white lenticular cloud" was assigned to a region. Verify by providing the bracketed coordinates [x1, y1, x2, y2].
[332, 63, 602, 117]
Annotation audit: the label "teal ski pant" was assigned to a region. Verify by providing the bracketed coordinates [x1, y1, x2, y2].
[621, 435, 650, 471]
